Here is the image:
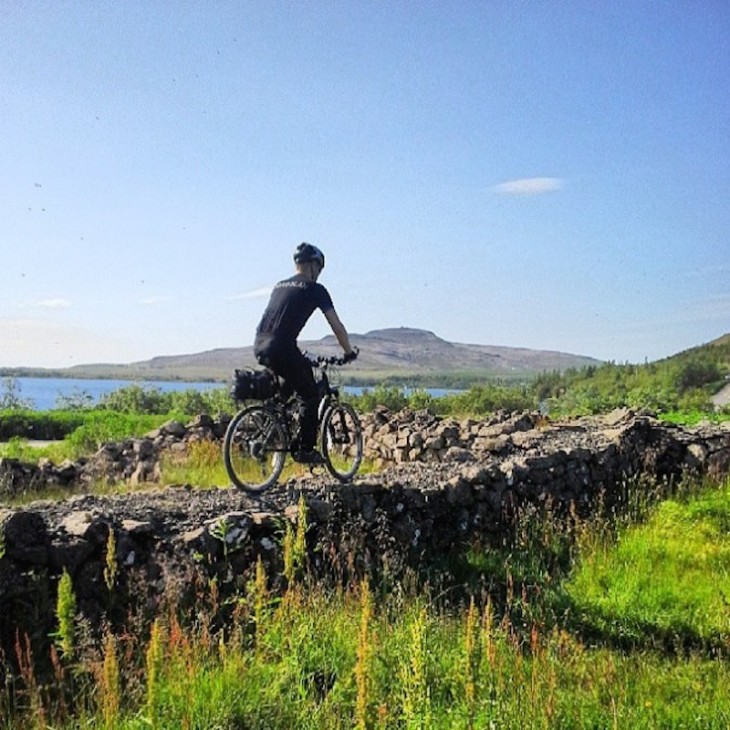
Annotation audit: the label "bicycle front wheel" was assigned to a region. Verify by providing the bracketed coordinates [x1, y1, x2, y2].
[223, 405, 287, 492]
[320, 403, 363, 482]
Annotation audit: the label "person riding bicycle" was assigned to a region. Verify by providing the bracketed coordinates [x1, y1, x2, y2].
[254, 243, 357, 464]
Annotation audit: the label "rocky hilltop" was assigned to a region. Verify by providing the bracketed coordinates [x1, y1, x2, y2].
[1, 408, 728, 659]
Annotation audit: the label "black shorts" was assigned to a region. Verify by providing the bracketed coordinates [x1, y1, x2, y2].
[254, 339, 317, 402]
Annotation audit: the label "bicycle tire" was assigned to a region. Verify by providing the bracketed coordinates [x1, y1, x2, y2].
[320, 402, 363, 482]
[223, 405, 287, 492]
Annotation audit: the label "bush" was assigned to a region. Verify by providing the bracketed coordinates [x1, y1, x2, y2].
[0, 377, 34, 410]
[443, 383, 535, 415]
[0, 410, 86, 441]
[346, 383, 535, 417]
[55, 388, 96, 410]
[65, 412, 166, 452]
[97, 384, 234, 417]
[346, 385, 409, 413]
[676, 360, 723, 390]
[170, 387, 235, 417]
[98, 385, 170, 414]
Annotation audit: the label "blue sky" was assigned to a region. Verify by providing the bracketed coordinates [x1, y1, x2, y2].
[1, 1, 728, 368]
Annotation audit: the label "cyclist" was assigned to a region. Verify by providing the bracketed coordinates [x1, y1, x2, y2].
[254, 242, 357, 463]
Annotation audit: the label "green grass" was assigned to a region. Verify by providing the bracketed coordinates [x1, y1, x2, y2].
[159, 440, 379, 489]
[3, 477, 730, 728]
[158, 439, 330, 489]
[660, 410, 730, 426]
[0, 436, 71, 462]
[0, 409, 86, 441]
[62, 589, 730, 729]
[565, 480, 730, 651]
[157, 439, 231, 487]
[0, 411, 171, 463]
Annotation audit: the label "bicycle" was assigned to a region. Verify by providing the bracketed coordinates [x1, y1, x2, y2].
[223, 352, 363, 492]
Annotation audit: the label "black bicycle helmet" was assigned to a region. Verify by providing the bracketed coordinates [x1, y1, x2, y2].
[293, 242, 325, 269]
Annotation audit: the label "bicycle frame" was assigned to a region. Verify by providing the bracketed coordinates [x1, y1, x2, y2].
[315, 365, 339, 421]
[224, 350, 362, 490]
[268, 356, 343, 445]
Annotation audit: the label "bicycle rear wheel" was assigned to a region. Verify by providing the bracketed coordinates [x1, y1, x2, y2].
[320, 402, 363, 482]
[223, 405, 287, 492]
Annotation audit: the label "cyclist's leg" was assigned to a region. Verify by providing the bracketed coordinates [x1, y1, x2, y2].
[279, 350, 319, 454]
[255, 344, 293, 399]
[257, 345, 319, 457]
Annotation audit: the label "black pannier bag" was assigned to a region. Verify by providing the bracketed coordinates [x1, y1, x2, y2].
[231, 368, 275, 402]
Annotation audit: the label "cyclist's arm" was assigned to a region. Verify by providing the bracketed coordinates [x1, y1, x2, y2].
[324, 308, 354, 355]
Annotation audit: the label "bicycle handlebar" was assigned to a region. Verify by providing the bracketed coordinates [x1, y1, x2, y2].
[305, 346, 359, 368]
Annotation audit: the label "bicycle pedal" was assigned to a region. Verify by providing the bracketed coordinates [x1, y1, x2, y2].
[293, 449, 324, 466]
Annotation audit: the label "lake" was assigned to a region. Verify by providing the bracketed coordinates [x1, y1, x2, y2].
[5, 377, 461, 411]
[9, 377, 223, 411]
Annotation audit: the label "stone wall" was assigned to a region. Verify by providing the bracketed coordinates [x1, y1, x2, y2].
[7, 407, 727, 495]
[1, 409, 729, 661]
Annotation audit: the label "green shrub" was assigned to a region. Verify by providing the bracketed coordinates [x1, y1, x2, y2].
[55, 388, 96, 410]
[346, 383, 535, 417]
[171, 386, 235, 416]
[97, 384, 234, 417]
[65, 412, 166, 453]
[442, 383, 534, 415]
[346, 385, 409, 412]
[0, 410, 86, 441]
[98, 384, 170, 414]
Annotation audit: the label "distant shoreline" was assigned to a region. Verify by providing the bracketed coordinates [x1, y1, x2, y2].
[0, 368, 221, 383]
[5, 376, 463, 411]
[7, 376, 224, 411]
[1, 368, 543, 390]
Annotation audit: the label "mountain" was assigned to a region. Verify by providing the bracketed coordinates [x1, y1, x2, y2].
[57, 327, 603, 384]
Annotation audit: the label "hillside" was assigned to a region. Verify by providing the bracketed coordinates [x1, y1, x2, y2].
[659, 332, 730, 362]
[51, 327, 602, 384]
[535, 332, 730, 415]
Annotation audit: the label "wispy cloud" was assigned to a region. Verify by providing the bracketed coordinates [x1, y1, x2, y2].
[17, 298, 72, 309]
[226, 286, 272, 301]
[492, 177, 564, 195]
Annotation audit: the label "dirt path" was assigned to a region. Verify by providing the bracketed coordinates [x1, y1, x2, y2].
[712, 383, 730, 409]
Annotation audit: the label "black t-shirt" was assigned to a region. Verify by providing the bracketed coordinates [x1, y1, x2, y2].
[255, 274, 334, 347]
